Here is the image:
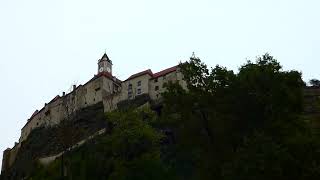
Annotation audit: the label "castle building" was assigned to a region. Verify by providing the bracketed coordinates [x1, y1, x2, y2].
[2, 53, 186, 173]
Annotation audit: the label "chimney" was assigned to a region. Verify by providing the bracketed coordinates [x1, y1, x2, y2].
[63, 92, 65, 96]
[73, 85, 76, 91]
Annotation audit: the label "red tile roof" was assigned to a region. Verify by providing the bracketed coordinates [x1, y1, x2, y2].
[125, 69, 153, 81]
[124, 65, 178, 81]
[153, 66, 177, 78]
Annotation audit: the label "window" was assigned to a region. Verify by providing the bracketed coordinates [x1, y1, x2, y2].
[113, 84, 120, 93]
[154, 78, 158, 83]
[95, 87, 101, 91]
[45, 110, 50, 116]
[128, 91, 133, 98]
[163, 75, 166, 80]
[137, 81, 141, 86]
[155, 86, 159, 91]
[137, 88, 142, 95]
[128, 83, 133, 97]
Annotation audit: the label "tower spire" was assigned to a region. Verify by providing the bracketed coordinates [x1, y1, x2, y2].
[98, 53, 113, 75]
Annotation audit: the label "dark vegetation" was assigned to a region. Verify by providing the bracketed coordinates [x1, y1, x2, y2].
[2, 54, 320, 180]
[310, 79, 320, 87]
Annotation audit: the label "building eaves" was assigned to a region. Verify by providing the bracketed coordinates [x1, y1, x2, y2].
[152, 65, 178, 79]
[124, 69, 153, 82]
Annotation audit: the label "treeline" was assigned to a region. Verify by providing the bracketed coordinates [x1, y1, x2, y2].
[28, 54, 320, 180]
[159, 54, 320, 179]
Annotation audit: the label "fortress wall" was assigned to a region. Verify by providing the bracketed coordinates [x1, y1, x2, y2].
[20, 109, 44, 142]
[7, 143, 20, 169]
[103, 93, 122, 112]
[1, 143, 21, 172]
[18, 70, 185, 144]
[20, 98, 65, 142]
[75, 85, 87, 110]
[82, 77, 103, 107]
[19, 76, 105, 143]
[19, 67, 185, 143]
[45, 98, 64, 126]
[101, 76, 115, 96]
[102, 77, 122, 111]
[1, 149, 11, 173]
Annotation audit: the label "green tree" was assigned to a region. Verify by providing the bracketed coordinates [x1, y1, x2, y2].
[160, 56, 238, 179]
[106, 107, 174, 180]
[160, 53, 318, 179]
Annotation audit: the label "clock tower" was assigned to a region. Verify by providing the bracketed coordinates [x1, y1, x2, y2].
[98, 53, 112, 75]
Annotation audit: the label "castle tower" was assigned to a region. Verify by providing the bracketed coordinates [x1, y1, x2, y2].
[98, 53, 112, 75]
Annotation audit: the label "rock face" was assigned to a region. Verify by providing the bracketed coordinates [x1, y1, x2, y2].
[1, 102, 107, 180]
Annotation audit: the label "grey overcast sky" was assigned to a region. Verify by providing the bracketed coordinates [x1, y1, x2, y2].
[0, 0, 319, 169]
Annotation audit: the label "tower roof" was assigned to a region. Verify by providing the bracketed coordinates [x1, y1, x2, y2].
[99, 53, 112, 63]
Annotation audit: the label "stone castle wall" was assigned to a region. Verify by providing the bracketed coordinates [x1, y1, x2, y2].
[20, 75, 116, 143]
[1, 143, 21, 174]
[18, 66, 184, 144]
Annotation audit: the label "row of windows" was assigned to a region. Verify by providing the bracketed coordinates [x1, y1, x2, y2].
[128, 81, 173, 94]
[154, 76, 166, 83]
[128, 88, 142, 98]
[127, 76, 180, 98]
[128, 85, 159, 98]
[128, 81, 143, 98]
[128, 81, 142, 89]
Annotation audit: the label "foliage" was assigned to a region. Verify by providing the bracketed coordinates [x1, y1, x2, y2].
[310, 79, 320, 87]
[105, 107, 173, 180]
[222, 130, 320, 180]
[159, 53, 319, 179]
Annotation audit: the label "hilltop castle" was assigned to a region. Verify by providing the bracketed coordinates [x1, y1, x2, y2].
[1, 53, 186, 173]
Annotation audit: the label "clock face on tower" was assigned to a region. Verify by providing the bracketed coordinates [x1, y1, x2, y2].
[106, 67, 111, 73]
[99, 67, 104, 72]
